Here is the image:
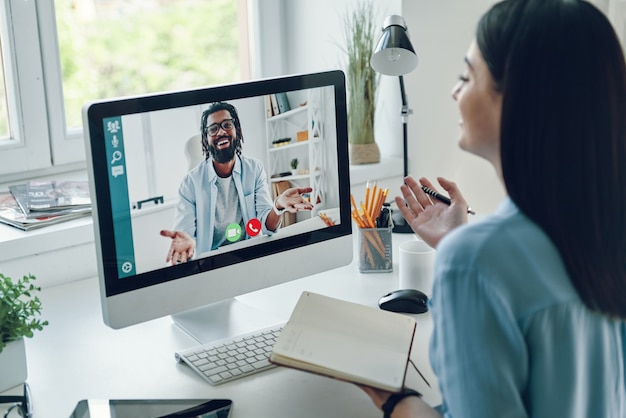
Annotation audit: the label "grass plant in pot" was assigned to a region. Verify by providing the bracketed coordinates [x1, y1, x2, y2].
[0, 274, 48, 392]
[341, 0, 380, 165]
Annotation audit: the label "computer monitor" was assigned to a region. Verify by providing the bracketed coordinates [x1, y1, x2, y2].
[83, 70, 352, 343]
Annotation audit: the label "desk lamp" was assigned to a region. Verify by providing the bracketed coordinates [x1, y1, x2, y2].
[370, 15, 418, 233]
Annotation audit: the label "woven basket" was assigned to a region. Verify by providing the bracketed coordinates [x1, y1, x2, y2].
[349, 142, 380, 165]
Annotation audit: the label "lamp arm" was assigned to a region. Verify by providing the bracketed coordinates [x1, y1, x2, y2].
[399, 75, 413, 119]
[399, 75, 408, 109]
[398, 75, 413, 177]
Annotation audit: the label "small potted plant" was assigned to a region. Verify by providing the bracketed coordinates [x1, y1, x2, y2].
[290, 158, 299, 176]
[0, 273, 48, 391]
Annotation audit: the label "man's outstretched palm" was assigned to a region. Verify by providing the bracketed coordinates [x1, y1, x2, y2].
[160, 229, 195, 265]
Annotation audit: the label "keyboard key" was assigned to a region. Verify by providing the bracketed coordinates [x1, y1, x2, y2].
[192, 358, 209, 367]
[251, 358, 272, 370]
[219, 371, 233, 379]
[204, 365, 228, 376]
[239, 364, 254, 373]
[208, 375, 223, 384]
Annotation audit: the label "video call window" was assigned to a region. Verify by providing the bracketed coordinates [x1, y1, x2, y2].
[99, 85, 342, 279]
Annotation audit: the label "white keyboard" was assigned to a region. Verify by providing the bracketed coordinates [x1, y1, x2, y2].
[175, 324, 284, 385]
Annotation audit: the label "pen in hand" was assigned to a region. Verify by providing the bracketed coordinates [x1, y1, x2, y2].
[421, 186, 476, 215]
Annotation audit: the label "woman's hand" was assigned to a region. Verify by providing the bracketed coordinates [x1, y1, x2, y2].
[359, 385, 394, 410]
[359, 385, 442, 418]
[395, 176, 468, 248]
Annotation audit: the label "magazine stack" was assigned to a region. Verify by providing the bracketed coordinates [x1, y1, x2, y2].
[0, 180, 91, 231]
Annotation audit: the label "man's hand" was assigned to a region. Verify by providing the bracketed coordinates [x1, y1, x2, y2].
[395, 176, 468, 248]
[276, 187, 314, 213]
[160, 229, 196, 265]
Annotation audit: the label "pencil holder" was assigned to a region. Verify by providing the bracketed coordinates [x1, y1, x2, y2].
[357, 225, 393, 273]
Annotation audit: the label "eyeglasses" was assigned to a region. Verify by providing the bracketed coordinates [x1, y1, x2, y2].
[206, 119, 235, 136]
[1, 383, 31, 418]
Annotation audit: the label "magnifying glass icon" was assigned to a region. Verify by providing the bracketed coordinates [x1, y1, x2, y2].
[111, 150, 122, 164]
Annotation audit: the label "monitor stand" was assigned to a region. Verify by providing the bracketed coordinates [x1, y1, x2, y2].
[171, 297, 286, 345]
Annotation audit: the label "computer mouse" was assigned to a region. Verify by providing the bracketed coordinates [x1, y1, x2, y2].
[378, 289, 429, 314]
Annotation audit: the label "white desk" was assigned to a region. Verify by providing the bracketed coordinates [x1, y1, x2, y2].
[1, 233, 441, 418]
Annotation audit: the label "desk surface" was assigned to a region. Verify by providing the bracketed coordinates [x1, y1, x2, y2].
[2, 234, 441, 418]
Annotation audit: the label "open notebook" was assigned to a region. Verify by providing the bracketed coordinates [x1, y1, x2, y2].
[270, 291, 416, 392]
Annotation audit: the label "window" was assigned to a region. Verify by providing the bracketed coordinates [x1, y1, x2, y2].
[0, 38, 10, 141]
[0, 0, 248, 180]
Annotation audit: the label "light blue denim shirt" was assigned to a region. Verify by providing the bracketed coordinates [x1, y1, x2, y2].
[430, 198, 625, 417]
[173, 155, 274, 254]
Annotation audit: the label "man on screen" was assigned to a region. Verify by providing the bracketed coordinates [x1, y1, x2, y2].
[160, 101, 313, 265]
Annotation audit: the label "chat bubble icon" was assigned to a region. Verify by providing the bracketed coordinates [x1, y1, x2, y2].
[111, 165, 125, 177]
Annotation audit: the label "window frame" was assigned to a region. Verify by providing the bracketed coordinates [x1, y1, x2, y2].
[0, 0, 52, 177]
[37, 1, 85, 167]
[0, 0, 251, 183]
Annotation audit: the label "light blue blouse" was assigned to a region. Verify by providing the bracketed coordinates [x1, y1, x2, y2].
[173, 155, 275, 255]
[430, 198, 625, 417]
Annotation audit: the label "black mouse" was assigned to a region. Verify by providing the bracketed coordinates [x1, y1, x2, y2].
[378, 289, 429, 314]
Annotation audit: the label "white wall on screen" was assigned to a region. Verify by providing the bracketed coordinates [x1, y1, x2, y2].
[131, 203, 175, 273]
[321, 87, 340, 210]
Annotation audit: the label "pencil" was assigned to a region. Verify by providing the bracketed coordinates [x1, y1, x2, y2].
[368, 182, 377, 217]
[360, 202, 376, 228]
[370, 187, 384, 221]
[364, 182, 371, 216]
[350, 194, 359, 215]
[318, 212, 335, 227]
[421, 186, 476, 215]
[351, 209, 366, 228]
[375, 188, 388, 221]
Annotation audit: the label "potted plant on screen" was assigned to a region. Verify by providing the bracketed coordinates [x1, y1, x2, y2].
[341, 0, 380, 165]
[290, 158, 299, 176]
[0, 273, 48, 392]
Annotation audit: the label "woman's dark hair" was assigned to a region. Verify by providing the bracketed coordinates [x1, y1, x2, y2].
[200, 101, 244, 159]
[477, 0, 626, 318]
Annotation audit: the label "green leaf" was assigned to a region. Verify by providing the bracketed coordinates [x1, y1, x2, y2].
[0, 273, 48, 352]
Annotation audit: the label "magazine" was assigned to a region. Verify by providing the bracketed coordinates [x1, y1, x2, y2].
[9, 180, 91, 218]
[0, 191, 90, 231]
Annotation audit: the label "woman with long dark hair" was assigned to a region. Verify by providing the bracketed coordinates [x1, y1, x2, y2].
[362, 1, 626, 416]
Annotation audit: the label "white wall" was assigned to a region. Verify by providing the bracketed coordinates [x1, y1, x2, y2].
[402, 0, 505, 214]
[400, 0, 611, 214]
[253, 0, 405, 163]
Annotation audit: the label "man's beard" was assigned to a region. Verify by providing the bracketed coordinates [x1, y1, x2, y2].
[209, 135, 239, 164]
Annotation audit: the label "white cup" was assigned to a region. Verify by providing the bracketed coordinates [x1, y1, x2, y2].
[399, 240, 436, 294]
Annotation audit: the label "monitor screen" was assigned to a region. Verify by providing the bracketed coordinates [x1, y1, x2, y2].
[83, 70, 353, 339]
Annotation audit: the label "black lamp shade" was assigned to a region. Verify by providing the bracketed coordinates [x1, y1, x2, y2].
[370, 15, 418, 76]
